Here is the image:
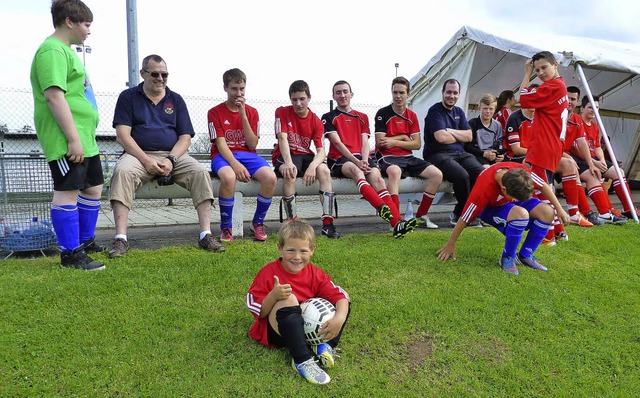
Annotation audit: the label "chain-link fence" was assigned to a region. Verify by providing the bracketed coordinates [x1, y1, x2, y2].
[0, 87, 387, 249]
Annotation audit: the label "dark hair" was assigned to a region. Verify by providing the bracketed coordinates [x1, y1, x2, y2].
[567, 86, 580, 96]
[441, 78, 460, 92]
[496, 90, 515, 110]
[332, 80, 352, 94]
[532, 51, 556, 64]
[289, 80, 311, 98]
[392, 76, 410, 94]
[141, 54, 165, 70]
[223, 68, 246, 87]
[51, 0, 93, 27]
[502, 168, 534, 201]
[581, 95, 599, 109]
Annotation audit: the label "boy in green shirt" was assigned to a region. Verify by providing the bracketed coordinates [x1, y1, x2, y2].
[30, 0, 104, 270]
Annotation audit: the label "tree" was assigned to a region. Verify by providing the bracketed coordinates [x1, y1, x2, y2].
[20, 125, 34, 134]
[0, 123, 8, 135]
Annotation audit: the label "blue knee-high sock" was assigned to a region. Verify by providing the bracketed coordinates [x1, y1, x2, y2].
[502, 219, 528, 259]
[51, 204, 79, 252]
[252, 194, 273, 224]
[77, 195, 100, 243]
[519, 219, 552, 259]
[219, 196, 234, 229]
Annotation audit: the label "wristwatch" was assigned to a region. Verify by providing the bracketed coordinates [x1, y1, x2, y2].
[166, 154, 177, 166]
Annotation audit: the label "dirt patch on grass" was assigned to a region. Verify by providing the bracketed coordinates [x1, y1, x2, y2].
[405, 332, 435, 374]
[468, 336, 508, 364]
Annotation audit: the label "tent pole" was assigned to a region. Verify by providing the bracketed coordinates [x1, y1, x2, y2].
[576, 63, 638, 223]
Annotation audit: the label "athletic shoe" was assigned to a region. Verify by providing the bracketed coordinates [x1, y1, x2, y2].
[220, 228, 234, 242]
[467, 218, 482, 228]
[585, 211, 605, 226]
[554, 231, 569, 241]
[377, 204, 392, 222]
[312, 343, 335, 369]
[321, 223, 341, 239]
[80, 237, 106, 253]
[449, 212, 459, 226]
[541, 237, 556, 247]
[610, 208, 624, 217]
[61, 247, 105, 271]
[598, 212, 627, 225]
[569, 212, 593, 227]
[198, 234, 226, 253]
[499, 257, 519, 275]
[251, 223, 268, 242]
[292, 358, 330, 385]
[108, 238, 129, 258]
[517, 255, 548, 272]
[622, 207, 640, 220]
[420, 215, 439, 229]
[392, 217, 424, 238]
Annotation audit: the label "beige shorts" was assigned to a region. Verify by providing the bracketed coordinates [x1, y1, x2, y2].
[109, 151, 214, 209]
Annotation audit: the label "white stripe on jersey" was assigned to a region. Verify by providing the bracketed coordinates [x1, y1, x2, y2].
[461, 203, 477, 223]
[246, 293, 261, 317]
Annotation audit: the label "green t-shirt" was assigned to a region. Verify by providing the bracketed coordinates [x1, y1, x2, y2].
[30, 36, 99, 162]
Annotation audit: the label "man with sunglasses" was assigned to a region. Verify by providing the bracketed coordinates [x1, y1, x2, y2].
[109, 54, 225, 257]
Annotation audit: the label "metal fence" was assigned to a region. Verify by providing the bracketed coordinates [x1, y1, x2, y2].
[0, 86, 386, 156]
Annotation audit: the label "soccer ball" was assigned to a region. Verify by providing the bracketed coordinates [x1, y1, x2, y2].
[300, 297, 336, 345]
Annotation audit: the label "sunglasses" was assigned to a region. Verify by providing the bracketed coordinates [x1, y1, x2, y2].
[143, 69, 169, 79]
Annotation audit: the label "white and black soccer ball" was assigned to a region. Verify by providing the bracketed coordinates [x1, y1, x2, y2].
[300, 297, 336, 345]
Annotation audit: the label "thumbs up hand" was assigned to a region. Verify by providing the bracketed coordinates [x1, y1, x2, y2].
[271, 275, 292, 300]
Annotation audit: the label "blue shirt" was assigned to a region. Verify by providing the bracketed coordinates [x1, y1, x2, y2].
[423, 102, 470, 156]
[113, 83, 194, 151]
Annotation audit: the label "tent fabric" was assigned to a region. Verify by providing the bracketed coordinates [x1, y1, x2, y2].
[408, 25, 640, 179]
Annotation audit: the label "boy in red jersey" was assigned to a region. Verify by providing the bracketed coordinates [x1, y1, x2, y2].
[437, 163, 568, 275]
[246, 219, 350, 385]
[519, 52, 571, 244]
[573, 96, 638, 221]
[321, 80, 422, 238]
[207, 68, 277, 242]
[374, 77, 443, 229]
[273, 80, 340, 238]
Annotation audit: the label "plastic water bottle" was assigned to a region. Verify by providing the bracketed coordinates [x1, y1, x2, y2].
[405, 199, 414, 220]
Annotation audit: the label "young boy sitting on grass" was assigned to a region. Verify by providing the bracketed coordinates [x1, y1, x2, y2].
[437, 162, 569, 275]
[246, 219, 350, 385]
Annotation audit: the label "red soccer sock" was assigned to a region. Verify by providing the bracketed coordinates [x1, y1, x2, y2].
[562, 174, 579, 216]
[587, 185, 612, 214]
[357, 179, 385, 211]
[391, 194, 400, 211]
[321, 215, 333, 226]
[377, 188, 402, 224]
[577, 182, 592, 214]
[612, 178, 633, 212]
[415, 191, 436, 218]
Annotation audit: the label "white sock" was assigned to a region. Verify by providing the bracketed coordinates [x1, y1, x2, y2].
[114, 234, 127, 241]
[199, 230, 212, 240]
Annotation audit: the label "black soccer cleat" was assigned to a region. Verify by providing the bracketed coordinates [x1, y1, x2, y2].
[392, 217, 424, 238]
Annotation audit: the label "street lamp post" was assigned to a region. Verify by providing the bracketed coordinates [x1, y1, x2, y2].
[395, 63, 399, 77]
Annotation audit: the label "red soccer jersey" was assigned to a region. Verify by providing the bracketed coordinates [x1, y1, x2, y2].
[580, 119, 601, 157]
[321, 108, 370, 161]
[520, 77, 568, 172]
[504, 109, 533, 159]
[272, 106, 324, 164]
[207, 102, 260, 159]
[494, 107, 512, 131]
[460, 162, 531, 223]
[565, 113, 586, 154]
[246, 259, 349, 347]
[374, 104, 420, 157]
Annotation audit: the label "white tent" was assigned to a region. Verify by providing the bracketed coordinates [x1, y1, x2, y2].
[408, 25, 640, 183]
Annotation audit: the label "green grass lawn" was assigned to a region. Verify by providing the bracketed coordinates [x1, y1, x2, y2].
[1, 224, 639, 397]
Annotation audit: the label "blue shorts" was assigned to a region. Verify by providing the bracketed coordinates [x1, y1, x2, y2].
[479, 197, 543, 235]
[211, 152, 269, 176]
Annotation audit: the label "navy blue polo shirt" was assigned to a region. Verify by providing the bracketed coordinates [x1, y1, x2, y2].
[423, 102, 470, 157]
[112, 83, 194, 151]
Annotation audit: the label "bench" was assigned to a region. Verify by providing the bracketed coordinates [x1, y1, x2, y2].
[134, 177, 453, 237]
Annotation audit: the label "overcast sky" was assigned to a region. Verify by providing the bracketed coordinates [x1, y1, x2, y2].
[1, 0, 639, 105]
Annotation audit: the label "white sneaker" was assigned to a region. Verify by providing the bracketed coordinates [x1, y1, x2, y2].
[421, 215, 438, 229]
